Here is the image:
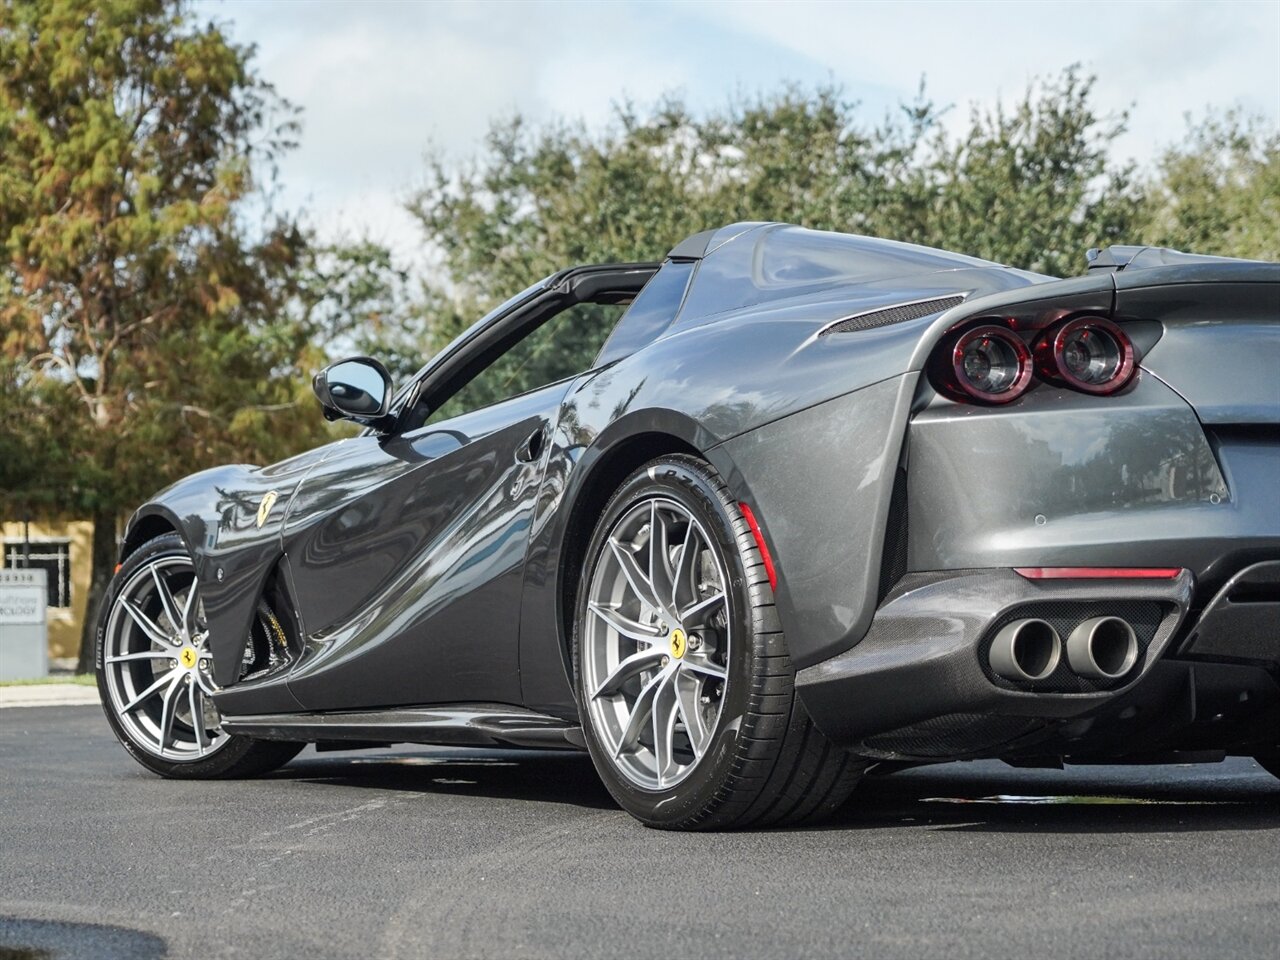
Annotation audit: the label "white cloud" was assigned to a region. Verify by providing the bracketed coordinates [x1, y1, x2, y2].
[700, 0, 1280, 162]
[200, 0, 1280, 263]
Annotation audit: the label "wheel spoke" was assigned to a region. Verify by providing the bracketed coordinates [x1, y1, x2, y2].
[121, 668, 181, 712]
[652, 672, 679, 788]
[194, 667, 219, 697]
[592, 647, 667, 699]
[615, 668, 668, 758]
[121, 598, 173, 647]
[180, 580, 199, 638]
[674, 670, 711, 759]
[106, 649, 174, 664]
[150, 565, 184, 638]
[188, 678, 207, 755]
[648, 502, 675, 611]
[680, 658, 727, 681]
[608, 537, 661, 613]
[680, 591, 726, 626]
[670, 524, 698, 614]
[588, 602, 662, 644]
[156, 673, 184, 753]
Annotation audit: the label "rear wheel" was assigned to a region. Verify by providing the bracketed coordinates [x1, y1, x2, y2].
[96, 533, 302, 779]
[573, 454, 863, 829]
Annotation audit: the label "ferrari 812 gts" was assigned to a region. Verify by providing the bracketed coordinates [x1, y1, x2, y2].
[97, 223, 1280, 828]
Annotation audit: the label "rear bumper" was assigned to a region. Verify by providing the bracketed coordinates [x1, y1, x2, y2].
[795, 563, 1280, 760]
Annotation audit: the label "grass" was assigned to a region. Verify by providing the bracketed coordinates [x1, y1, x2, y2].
[0, 674, 97, 687]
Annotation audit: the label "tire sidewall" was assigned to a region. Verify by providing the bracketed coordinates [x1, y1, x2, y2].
[573, 456, 755, 828]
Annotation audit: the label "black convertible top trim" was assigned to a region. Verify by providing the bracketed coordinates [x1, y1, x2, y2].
[667, 228, 718, 261]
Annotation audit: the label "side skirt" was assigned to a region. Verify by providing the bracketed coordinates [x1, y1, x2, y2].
[221, 703, 586, 751]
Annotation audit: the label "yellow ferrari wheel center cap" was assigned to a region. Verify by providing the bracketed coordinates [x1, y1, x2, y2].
[179, 647, 198, 669]
[669, 628, 687, 660]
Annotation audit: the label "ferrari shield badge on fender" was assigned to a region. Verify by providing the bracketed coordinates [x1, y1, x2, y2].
[256, 490, 279, 528]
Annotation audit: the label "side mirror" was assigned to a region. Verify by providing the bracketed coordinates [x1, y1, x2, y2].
[312, 357, 394, 426]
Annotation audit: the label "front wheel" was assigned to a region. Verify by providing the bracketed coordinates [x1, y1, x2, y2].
[95, 533, 302, 779]
[573, 454, 863, 829]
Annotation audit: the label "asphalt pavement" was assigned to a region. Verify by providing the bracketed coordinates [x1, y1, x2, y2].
[1, 704, 1277, 960]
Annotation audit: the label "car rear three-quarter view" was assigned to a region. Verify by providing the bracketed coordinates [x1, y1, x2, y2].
[95, 223, 1280, 829]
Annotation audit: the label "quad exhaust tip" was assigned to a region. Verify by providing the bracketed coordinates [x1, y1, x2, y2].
[1066, 616, 1139, 680]
[989, 618, 1061, 682]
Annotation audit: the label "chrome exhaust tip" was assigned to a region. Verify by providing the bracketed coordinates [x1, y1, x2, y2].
[989, 619, 1061, 682]
[1066, 616, 1139, 680]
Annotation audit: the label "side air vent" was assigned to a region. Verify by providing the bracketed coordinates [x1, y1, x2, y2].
[819, 295, 965, 335]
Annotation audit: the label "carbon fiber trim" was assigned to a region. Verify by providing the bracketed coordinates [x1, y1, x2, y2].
[979, 600, 1166, 694]
[819, 295, 965, 335]
[862, 714, 1045, 758]
[877, 467, 909, 602]
[794, 568, 1195, 750]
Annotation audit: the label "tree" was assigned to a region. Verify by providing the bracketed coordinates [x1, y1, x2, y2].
[297, 239, 432, 382]
[403, 69, 1148, 392]
[895, 69, 1146, 277]
[0, 0, 331, 670]
[1142, 111, 1280, 260]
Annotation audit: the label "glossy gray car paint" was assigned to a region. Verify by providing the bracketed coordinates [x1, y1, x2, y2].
[280, 380, 568, 711]
[906, 375, 1234, 572]
[114, 222, 1280, 764]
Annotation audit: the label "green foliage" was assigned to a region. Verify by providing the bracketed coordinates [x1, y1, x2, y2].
[404, 69, 1148, 376]
[399, 72, 1275, 408]
[0, 0, 340, 666]
[295, 239, 432, 382]
[893, 70, 1146, 276]
[426, 301, 626, 423]
[1140, 111, 1280, 261]
[0, 0, 331, 523]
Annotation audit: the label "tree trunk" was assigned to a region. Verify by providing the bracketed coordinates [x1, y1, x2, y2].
[75, 508, 118, 675]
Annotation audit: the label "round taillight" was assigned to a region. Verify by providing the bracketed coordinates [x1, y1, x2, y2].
[1037, 317, 1135, 394]
[950, 325, 1033, 404]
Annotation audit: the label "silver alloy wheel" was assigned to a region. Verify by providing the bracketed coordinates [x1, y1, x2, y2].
[583, 496, 731, 790]
[102, 554, 229, 761]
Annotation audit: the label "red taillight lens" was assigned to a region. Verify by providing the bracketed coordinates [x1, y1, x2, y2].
[1036, 316, 1135, 395]
[1015, 567, 1183, 580]
[949, 325, 1033, 404]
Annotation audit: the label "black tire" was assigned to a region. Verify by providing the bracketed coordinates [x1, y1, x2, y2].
[573, 454, 864, 829]
[95, 533, 303, 779]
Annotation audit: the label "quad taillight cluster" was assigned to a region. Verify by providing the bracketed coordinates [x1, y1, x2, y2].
[935, 316, 1136, 405]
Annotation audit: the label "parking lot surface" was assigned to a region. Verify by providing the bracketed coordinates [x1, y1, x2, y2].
[2, 705, 1277, 959]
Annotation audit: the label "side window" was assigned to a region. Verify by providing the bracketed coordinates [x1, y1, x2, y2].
[425, 301, 627, 426]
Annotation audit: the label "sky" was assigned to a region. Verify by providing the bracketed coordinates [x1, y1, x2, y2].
[196, 0, 1280, 261]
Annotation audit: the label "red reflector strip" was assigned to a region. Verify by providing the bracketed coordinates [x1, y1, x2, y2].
[1014, 567, 1183, 580]
[114, 563, 123, 574]
[739, 502, 778, 591]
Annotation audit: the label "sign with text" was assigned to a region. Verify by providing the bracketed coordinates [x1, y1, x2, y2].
[0, 568, 49, 680]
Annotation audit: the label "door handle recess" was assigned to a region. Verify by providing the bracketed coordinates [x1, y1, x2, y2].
[515, 425, 547, 464]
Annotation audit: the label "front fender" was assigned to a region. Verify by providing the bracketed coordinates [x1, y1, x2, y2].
[120, 443, 339, 686]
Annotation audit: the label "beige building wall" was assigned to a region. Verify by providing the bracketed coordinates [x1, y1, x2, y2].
[1, 520, 94, 659]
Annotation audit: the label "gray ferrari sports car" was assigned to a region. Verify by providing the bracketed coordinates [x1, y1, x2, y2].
[96, 222, 1280, 829]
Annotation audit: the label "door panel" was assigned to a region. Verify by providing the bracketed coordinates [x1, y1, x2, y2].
[280, 380, 570, 711]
